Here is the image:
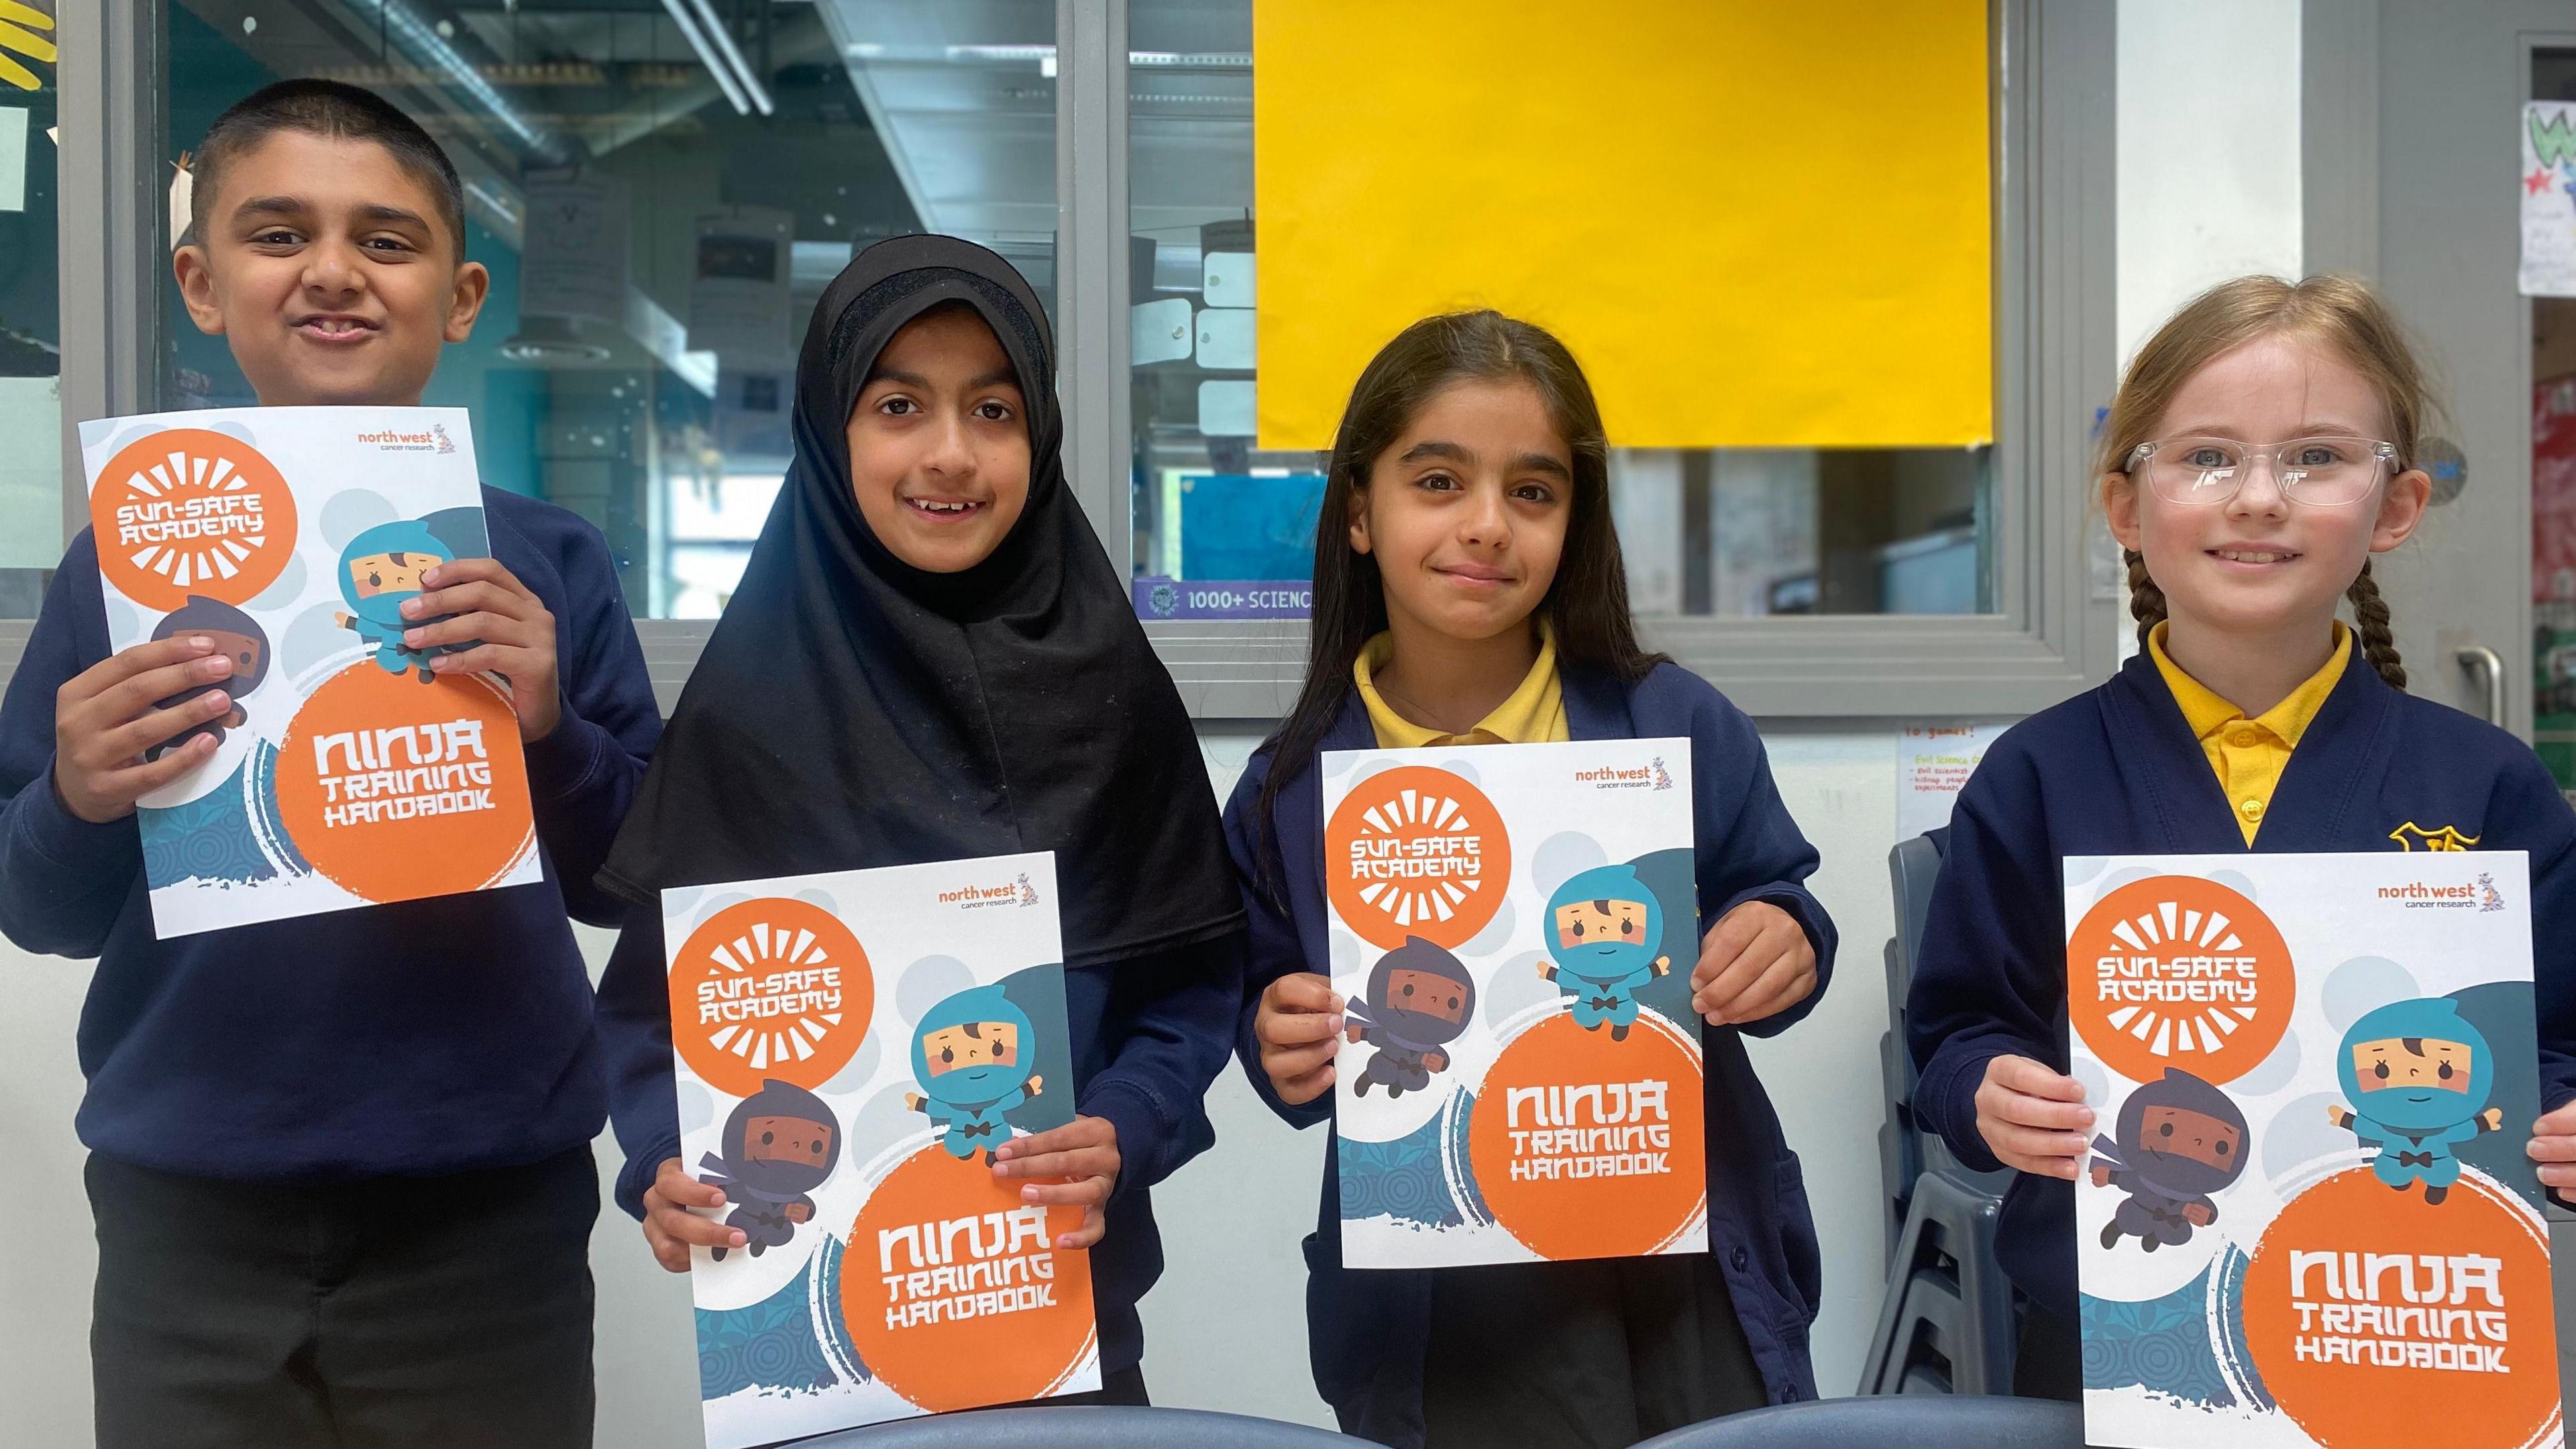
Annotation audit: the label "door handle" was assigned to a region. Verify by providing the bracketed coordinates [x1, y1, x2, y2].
[2455, 645, 2508, 728]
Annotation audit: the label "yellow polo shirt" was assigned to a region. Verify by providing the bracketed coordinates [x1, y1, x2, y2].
[1354, 626, 1570, 747]
[2147, 621, 2350, 844]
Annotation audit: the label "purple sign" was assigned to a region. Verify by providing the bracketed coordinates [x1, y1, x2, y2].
[1132, 577, 1312, 620]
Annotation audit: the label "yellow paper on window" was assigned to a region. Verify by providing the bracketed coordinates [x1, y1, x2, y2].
[1252, 1, 1991, 451]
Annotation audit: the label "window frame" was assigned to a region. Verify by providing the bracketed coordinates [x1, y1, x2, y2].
[38, 0, 2115, 721]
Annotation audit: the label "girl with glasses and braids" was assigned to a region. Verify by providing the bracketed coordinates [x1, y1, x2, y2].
[1904, 274, 2576, 1399]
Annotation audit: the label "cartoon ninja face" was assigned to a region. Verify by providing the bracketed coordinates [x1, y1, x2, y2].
[920, 1020, 1022, 1077]
[2114, 1067, 2250, 1197]
[1364, 936, 1477, 1048]
[910, 984, 1036, 1106]
[347, 551, 437, 600]
[717, 1080, 841, 1198]
[150, 596, 272, 695]
[335, 519, 452, 628]
[2138, 1105, 2242, 1173]
[1385, 967, 1470, 1026]
[739, 1113, 836, 1169]
[2337, 998, 2496, 1133]
[1545, 865, 1666, 983]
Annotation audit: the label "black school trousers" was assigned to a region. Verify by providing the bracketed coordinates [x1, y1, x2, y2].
[86, 1144, 597, 1449]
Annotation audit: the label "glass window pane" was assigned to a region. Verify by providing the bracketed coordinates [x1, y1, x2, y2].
[162, 0, 1053, 619]
[1123, 0, 1994, 621]
[0, 0, 60, 616]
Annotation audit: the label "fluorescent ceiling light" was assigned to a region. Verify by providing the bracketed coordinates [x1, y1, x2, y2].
[687, 0, 776, 116]
[661, 0, 751, 115]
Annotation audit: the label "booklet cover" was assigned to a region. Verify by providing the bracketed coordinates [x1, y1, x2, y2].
[78, 407, 539, 937]
[1322, 738, 1702, 1269]
[2067, 851, 2559, 1449]
[665, 851, 1099, 1448]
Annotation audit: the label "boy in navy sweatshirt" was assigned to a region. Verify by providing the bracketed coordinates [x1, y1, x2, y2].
[0, 80, 659, 1448]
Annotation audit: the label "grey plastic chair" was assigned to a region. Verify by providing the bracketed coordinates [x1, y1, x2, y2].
[798, 1405, 1379, 1448]
[1631, 1393, 2084, 1448]
[1860, 830, 2020, 1396]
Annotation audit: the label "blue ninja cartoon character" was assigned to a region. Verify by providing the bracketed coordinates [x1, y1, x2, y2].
[1344, 935, 1477, 1099]
[332, 519, 453, 680]
[2330, 997, 2504, 1203]
[2088, 1067, 2249, 1251]
[695, 1079, 841, 1260]
[1538, 863, 1672, 1039]
[904, 984, 1044, 1165]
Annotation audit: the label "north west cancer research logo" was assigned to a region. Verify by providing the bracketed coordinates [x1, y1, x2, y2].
[90, 429, 299, 611]
[1326, 766, 1511, 950]
[667, 897, 875, 1099]
[2067, 875, 2294, 1087]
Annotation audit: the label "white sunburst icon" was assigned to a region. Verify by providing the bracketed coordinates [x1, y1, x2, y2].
[2102, 896, 2257, 1061]
[702, 916, 845, 1072]
[119, 445, 272, 589]
[1352, 786, 1485, 928]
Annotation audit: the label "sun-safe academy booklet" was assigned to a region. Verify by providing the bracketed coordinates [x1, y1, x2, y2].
[79, 407, 539, 937]
[665, 851, 1098, 1447]
[1322, 738, 1704, 1269]
[2067, 851, 2559, 1449]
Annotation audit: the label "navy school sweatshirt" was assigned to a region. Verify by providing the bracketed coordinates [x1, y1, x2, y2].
[1906, 647, 2576, 1320]
[1226, 661, 1838, 1449]
[596, 907, 1248, 1380]
[0, 489, 661, 1181]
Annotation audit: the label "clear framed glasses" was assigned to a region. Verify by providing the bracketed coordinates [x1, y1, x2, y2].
[2125, 435, 2397, 507]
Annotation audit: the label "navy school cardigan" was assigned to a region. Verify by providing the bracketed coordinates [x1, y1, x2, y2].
[0, 492, 662, 1181]
[1906, 647, 2576, 1321]
[1224, 661, 1839, 1449]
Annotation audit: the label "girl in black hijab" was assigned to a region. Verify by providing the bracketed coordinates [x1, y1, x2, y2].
[594, 235, 1246, 1405]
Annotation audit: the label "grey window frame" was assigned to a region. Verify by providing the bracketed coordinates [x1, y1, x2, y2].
[34, 0, 2114, 723]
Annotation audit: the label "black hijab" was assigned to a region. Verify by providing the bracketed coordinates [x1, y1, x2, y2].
[600, 235, 1243, 967]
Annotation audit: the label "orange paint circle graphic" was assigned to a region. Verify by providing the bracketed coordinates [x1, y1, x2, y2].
[841, 1144, 1096, 1412]
[274, 665, 534, 905]
[90, 429, 299, 611]
[2243, 1167, 2559, 1448]
[668, 897, 874, 1099]
[1468, 1010, 1705, 1260]
[2067, 875, 2293, 1087]
[1326, 765, 1511, 950]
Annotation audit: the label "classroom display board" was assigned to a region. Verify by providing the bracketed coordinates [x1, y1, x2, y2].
[665, 851, 1097, 1448]
[1324, 739, 1703, 1269]
[2067, 852, 2559, 1449]
[78, 407, 539, 938]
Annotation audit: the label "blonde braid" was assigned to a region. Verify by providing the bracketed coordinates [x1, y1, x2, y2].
[2345, 559, 2407, 690]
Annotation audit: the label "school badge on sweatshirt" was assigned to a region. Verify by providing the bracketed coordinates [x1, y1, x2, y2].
[662, 851, 1097, 1448]
[1322, 738, 1701, 1269]
[2065, 851, 2559, 1449]
[78, 407, 540, 938]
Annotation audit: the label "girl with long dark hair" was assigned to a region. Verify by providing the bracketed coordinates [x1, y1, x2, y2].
[1228, 310, 1839, 1448]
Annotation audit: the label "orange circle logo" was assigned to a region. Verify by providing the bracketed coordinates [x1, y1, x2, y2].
[2243, 1167, 2559, 1448]
[2068, 875, 2294, 1086]
[841, 1144, 1096, 1411]
[274, 665, 535, 905]
[90, 429, 299, 611]
[1326, 765, 1511, 949]
[1468, 1010, 1705, 1260]
[668, 898, 873, 1099]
